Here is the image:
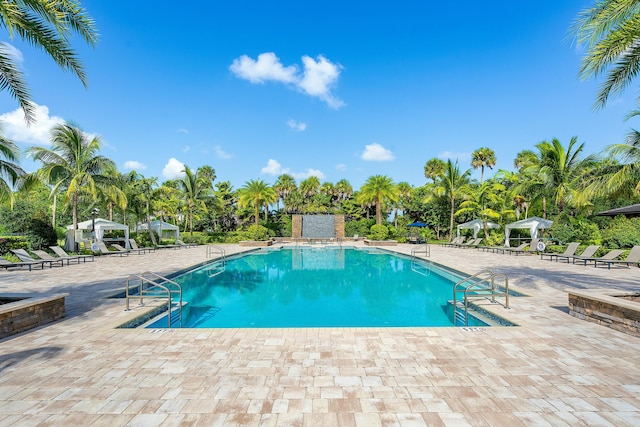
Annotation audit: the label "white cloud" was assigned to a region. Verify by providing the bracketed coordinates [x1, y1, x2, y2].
[261, 159, 285, 175]
[298, 55, 344, 109]
[292, 168, 325, 180]
[214, 145, 232, 159]
[286, 119, 307, 131]
[230, 52, 298, 84]
[0, 104, 65, 145]
[177, 128, 189, 134]
[335, 163, 347, 172]
[2, 43, 23, 65]
[438, 151, 471, 162]
[124, 160, 147, 171]
[361, 143, 395, 162]
[230, 52, 344, 109]
[162, 158, 185, 179]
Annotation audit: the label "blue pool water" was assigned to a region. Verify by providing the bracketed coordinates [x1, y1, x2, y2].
[146, 247, 488, 328]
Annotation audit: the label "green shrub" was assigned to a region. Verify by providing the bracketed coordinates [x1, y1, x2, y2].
[27, 214, 58, 250]
[549, 214, 601, 245]
[368, 224, 389, 240]
[345, 218, 375, 237]
[601, 216, 640, 249]
[244, 224, 271, 241]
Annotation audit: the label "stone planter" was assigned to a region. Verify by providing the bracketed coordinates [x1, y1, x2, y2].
[363, 239, 398, 246]
[0, 293, 68, 339]
[239, 240, 273, 247]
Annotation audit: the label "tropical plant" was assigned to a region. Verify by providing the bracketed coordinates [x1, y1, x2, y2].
[237, 179, 276, 225]
[368, 224, 389, 240]
[0, 125, 24, 206]
[393, 181, 413, 227]
[455, 180, 508, 237]
[424, 158, 446, 182]
[299, 176, 320, 211]
[471, 147, 496, 182]
[28, 123, 118, 231]
[273, 173, 296, 211]
[0, 0, 98, 123]
[177, 166, 212, 235]
[359, 175, 397, 225]
[429, 160, 471, 240]
[571, 0, 640, 108]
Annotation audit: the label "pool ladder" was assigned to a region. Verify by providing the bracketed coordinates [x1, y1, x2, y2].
[411, 244, 430, 258]
[452, 269, 509, 326]
[206, 245, 226, 260]
[125, 271, 183, 328]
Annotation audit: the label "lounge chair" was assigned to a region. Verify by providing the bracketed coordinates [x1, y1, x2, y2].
[112, 243, 148, 255]
[50, 246, 94, 263]
[442, 236, 465, 247]
[479, 242, 527, 254]
[506, 239, 540, 256]
[0, 255, 46, 271]
[11, 249, 64, 268]
[555, 245, 600, 264]
[580, 246, 640, 268]
[574, 249, 624, 267]
[176, 239, 198, 248]
[457, 238, 483, 248]
[96, 241, 129, 257]
[540, 242, 580, 262]
[129, 239, 156, 253]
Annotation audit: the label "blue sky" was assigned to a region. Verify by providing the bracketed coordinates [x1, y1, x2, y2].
[0, 1, 635, 190]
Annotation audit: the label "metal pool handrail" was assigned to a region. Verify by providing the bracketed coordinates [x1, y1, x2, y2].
[411, 244, 430, 257]
[206, 245, 226, 261]
[452, 270, 510, 326]
[125, 271, 183, 328]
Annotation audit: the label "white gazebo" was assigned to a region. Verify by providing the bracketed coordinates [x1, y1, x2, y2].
[66, 218, 130, 250]
[504, 216, 553, 246]
[136, 220, 180, 242]
[456, 219, 500, 239]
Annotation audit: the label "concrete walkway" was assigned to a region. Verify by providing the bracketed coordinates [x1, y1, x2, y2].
[1, 243, 639, 426]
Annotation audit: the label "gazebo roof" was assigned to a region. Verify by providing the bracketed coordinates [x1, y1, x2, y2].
[597, 203, 640, 218]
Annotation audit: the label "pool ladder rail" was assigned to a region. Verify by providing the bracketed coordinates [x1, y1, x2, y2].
[206, 244, 226, 260]
[125, 271, 183, 328]
[452, 269, 510, 326]
[411, 244, 430, 258]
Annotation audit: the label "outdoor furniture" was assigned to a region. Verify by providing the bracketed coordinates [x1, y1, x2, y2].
[50, 246, 95, 263]
[506, 239, 540, 256]
[555, 245, 600, 264]
[441, 236, 465, 247]
[540, 242, 580, 262]
[112, 243, 147, 255]
[176, 240, 198, 248]
[0, 256, 45, 271]
[11, 249, 64, 268]
[580, 246, 640, 269]
[456, 238, 482, 248]
[96, 241, 129, 257]
[129, 239, 156, 253]
[479, 242, 527, 254]
[576, 249, 625, 267]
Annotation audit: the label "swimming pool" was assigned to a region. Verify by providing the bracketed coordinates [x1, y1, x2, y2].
[144, 246, 489, 328]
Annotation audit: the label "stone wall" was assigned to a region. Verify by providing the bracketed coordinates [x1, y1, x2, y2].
[292, 215, 345, 240]
[292, 215, 302, 239]
[568, 290, 640, 338]
[0, 293, 68, 339]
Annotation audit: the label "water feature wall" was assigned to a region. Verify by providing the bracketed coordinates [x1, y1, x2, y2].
[301, 215, 335, 238]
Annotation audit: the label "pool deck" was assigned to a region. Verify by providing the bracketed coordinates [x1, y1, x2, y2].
[1, 242, 639, 426]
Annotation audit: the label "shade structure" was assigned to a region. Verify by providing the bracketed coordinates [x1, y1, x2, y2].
[597, 203, 640, 218]
[504, 216, 553, 246]
[66, 218, 130, 250]
[136, 220, 180, 241]
[408, 221, 428, 227]
[456, 219, 500, 239]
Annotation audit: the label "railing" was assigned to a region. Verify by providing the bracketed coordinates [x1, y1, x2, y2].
[411, 244, 430, 258]
[452, 270, 509, 326]
[206, 245, 226, 260]
[410, 259, 431, 277]
[125, 271, 183, 328]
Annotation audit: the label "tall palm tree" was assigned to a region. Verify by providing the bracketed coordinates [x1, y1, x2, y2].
[513, 149, 538, 171]
[177, 166, 211, 235]
[586, 134, 640, 198]
[0, 126, 24, 206]
[522, 137, 597, 216]
[299, 176, 320, 212]
[335, 179, 353, 201]
[430, 160, 471, 240]
[424, 158, 446, 182]
[0, 0, 98, 123]
[28, 123, 117, 231]
[273, 173, 297, 211]
[359, 175, 397, 225]
[471, 147, 496, 182]
[237, 179, 276, 225]
[571, 0, 640, 108]
[393, 181, 413, 227]
[456, 180, 508, 237]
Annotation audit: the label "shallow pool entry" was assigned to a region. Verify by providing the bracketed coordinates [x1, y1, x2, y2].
[141, 247, 495, 328]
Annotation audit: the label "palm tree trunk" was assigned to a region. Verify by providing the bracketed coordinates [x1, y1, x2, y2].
[376, 197, 382, 225]
[189, 205, 194, 235]
[146, 201, 157, 245]
[52, 193, 57, 228]
[542, 197, 547, 219]
[449, 195, 455, 241]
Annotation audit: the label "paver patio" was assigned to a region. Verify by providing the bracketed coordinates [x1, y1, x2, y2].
[1, 243, 639, 426]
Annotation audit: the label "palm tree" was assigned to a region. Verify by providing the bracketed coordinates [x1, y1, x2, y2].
[456, 180, 508, 237]
[0, 0, 98, 123]
[299, 176, 320, 211]
[359, 175, 397, 225]
[513, 150, 538, 171]
[571, 0, 640, 108]
[237, 179, 276, 225]
[273, 173, 297, 211]
[335, 179, 353, 201]
[177, 166, 211, 235]
[522, 137, 597, 216]
[0, 126, 25, 206]
[28, 123, 117, 231]
[430, 160, 471, 240]
[471, 147, 496, 182]
[393, 181, 413, 227]
[424, 158, 446, 182]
